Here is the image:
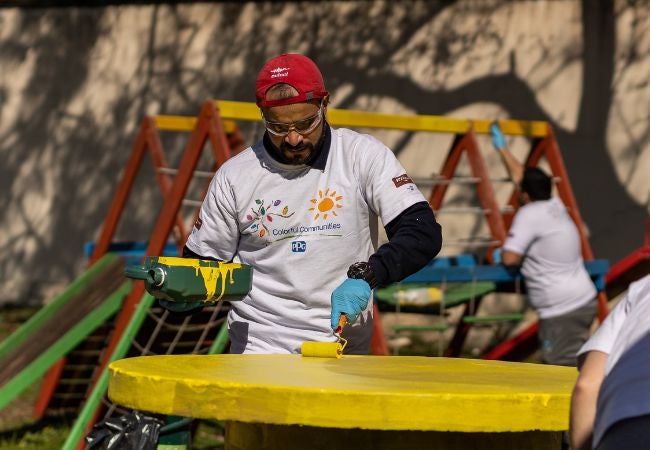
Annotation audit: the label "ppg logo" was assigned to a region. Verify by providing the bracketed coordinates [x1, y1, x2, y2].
[291, 241, 307, 252]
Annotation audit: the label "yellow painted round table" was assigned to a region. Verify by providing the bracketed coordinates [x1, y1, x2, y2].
[108, 355, 577, 450]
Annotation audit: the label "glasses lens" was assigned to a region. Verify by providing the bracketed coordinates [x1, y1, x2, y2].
[266, 122, 291, 134]
[293, 112, 320, 132]
[264, 107, 322, 136]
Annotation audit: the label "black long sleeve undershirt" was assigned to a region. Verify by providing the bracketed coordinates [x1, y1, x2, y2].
[367, 201, 442, 287]
[182, 245, 213, 260]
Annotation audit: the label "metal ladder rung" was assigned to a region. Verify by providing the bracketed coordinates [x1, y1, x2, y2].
[57, 378, 94, 386]
[46, 406, 81, 414]
[157, 167, 215, 178]
[161, 341, 201, 348]
[52, 392, 87, 400]
[462, 313, 524, 325]
[414, 176, 512, 186]
[68, 349, 102, 357]
[182, 199, 203, 208]
[63, 364, 97, 370]
[413, 176, 479, 186]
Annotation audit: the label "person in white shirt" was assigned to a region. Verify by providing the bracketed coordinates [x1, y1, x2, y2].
[570, 274, 650, 450]
[490, 123, 596, 366]
[170, 53, 442, 354]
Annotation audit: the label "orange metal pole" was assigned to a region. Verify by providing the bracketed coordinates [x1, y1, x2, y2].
[186, 104, 238, 240]
[464, 129, 507, 244]
[145, 117, 189, 249]
[543, 128, 593, 260]
[31, 357, 66, 420]
[428, 134, 465, 210]
[542, 128, 608, 322]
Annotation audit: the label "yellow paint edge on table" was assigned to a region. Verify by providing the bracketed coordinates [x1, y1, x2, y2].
[108, 354, 577, 433]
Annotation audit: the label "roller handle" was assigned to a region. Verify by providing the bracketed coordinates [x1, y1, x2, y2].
[124, 265, 166, 287]
[335, 314, 347, 334]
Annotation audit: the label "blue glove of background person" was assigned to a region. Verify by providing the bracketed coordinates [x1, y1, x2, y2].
[492, 247, 503, 264]
[490, 122, 507, 151]
[330, 278, 371, 330]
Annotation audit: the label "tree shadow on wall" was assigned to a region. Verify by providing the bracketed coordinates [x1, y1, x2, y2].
[0, 1, 647, 304]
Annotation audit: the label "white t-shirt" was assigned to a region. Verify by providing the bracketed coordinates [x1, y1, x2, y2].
[503, 197, 596, 318]
[186, 127, 426, 353]
[577, 275, 650, 448]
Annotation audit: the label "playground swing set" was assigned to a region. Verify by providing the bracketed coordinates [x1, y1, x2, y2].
[0, 100, 623, 449]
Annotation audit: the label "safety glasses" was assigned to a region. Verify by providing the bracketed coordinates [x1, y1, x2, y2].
[262, 103, 323, 137]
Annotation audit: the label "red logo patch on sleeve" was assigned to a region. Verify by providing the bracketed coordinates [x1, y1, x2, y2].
[392, 173, 414, 188]
[194, 217, 203, 230]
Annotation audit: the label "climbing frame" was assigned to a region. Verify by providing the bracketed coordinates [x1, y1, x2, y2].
[51, 100, 607, 448]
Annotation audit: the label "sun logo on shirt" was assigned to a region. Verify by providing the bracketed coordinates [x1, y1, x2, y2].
[309, 188, 343, 220]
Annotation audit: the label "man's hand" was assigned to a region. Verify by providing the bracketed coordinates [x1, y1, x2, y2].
[490, 122, 507, 151]
[570, 351, 608, 450]
[330, 278, 371, 330]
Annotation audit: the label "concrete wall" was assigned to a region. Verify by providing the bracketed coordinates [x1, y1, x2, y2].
[1, 1, 649, 304]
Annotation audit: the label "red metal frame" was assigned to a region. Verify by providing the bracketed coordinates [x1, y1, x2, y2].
[35, 106, 609, 434]
[424, 128, 508, 357]
[429, 130, 507, 243]
[370, 129, 509, 357]
[395, 122, 604, 361]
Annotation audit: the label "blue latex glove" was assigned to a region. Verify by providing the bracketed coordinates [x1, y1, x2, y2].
[490, 122, 507, 151]
[492, 247, 503, 265]
[330, 278, 371, 330]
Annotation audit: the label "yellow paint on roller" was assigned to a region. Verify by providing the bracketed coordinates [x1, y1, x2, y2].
[301, 315, 346, 358]
[108, 354, 577, 432]
[156, 257, 242, 301]
[301, 341, 343, 358]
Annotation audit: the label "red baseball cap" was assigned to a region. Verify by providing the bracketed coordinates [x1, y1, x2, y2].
[255, 53, 329, 108]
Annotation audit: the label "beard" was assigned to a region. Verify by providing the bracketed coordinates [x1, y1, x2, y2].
[279, 141, 315, 165]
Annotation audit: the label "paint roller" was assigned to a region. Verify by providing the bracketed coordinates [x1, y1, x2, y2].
[301, 315, 348, 358]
